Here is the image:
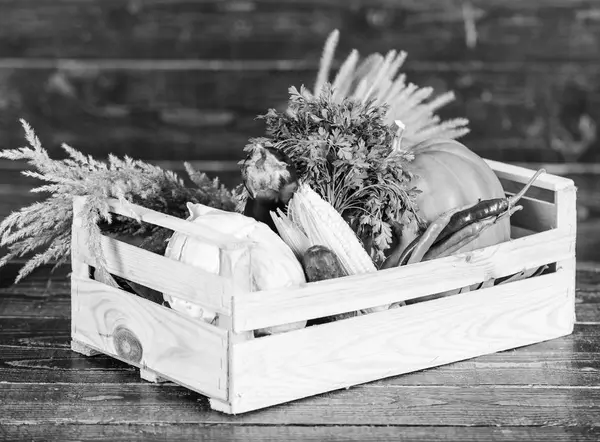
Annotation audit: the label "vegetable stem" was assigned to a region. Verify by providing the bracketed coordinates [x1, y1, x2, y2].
[507, 168, 546, 206]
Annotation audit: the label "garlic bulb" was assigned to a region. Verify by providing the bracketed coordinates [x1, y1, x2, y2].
[164, 203, 307, 336]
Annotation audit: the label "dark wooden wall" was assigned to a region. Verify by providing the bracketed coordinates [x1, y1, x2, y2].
[1, 0, 599, 163]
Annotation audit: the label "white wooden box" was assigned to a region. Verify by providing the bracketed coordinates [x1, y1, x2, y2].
[70, 160, 577, 414]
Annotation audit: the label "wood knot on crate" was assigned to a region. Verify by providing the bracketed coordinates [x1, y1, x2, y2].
[112, 325, 143, 363]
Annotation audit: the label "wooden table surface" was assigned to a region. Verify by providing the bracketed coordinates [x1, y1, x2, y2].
[0, 259, 598, 441]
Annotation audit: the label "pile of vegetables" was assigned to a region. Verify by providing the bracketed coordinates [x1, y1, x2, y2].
[235, 84, 545, 317]
[0, 30, 547, 337]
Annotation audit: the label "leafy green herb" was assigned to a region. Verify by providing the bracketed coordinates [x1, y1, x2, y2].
[0, 120, 238, 283]
[255, 84, 424, 264]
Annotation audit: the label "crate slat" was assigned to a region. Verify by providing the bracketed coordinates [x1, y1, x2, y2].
[227, 270, 575, 414]
[555, 186, 578, 233]
[71, 277, 229, 401]
[104, 197, 250, 250]
[499, 178, 555, 203]
[232, 228, 575, 333]
[510, 226, 536, 239]
[507, 195, 556, 233]
[75, 231, 233, 315]
[486, 160, 575, 191]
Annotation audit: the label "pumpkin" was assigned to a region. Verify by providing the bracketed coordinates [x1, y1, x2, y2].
[393, 137, 511, 259]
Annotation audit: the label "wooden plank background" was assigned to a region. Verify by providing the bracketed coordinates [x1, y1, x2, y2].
[0, 0, 599, 163]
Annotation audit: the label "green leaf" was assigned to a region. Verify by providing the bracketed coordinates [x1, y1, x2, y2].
[257, 83, 423, 265]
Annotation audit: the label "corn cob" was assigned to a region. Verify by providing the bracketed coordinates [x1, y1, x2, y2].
[270, 207, 311, 260]
[287, 183, 376, 275]
[276, 183, 395, 314]
[287, 183, 392, 314]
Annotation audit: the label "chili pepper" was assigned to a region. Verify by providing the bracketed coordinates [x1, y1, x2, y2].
[434, 168, 545, 246]
[382, 168, 545, 269]
[395, 235, 420, 267]
[494, 264, 547, 286]
[381, 200, 481, 269]
[406, 203, 474, 265]
[424, 204, 522, 261]
[380, 224, 426, 270]
[426, 218, 495, 260]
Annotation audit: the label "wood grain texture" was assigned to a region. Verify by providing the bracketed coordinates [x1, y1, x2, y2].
[2, 61, 598, 162]
[2, 0, 600, 63]
[1, 263, 595, 323]
[486, 159, 576, 191]
[0, 346, 142, 384]
[0, 316, 71, 348]
[70, 339, 100, 357]
[71, 277, 229, 400]
[140, 367, 168, 383]
[0, 235, 597, 435]
[76, 230, 234, 315]
[102, 198, 251, 250]
[499, 178, 555, 203]
[2, 0, 600, 164]
[1, 0, 599, 425]
[233, 228, 574, 331]
[1, 330, 600, 386]
[0, 270, 70, 314]
[1, 424, 600, 442]
[2, 382, 600, 426]
[229, 270, 575, 413]
[508, 195, 557, 233]
[2, 332, 600, 386]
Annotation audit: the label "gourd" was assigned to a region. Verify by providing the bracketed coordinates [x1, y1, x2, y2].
[163, 202, 307, 337]
[391, 137, 511, 261]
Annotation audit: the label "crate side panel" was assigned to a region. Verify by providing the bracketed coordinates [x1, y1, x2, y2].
[485, 160, 575, 191]
[555, 186, 577, 233]
[557, 256, 577, 327]
[77, 232, 233, 315]
[233, 228, 575, 332]
[554, 185, 577, 326]
[504, 179, 576, 234]
[71, 277, 228, 401]
[510, 225, 537, 239]
[500, 178, 555, 203]
[505, 195, 556, 233]
[228, 270, 575, 414]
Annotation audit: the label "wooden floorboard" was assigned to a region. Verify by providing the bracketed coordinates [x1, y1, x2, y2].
[1, 338, 599, 387]
[1, 382, 600, 426]
[1, 424, 599, 442]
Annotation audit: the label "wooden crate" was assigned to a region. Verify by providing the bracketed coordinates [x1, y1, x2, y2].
[70, 159, 577, 415]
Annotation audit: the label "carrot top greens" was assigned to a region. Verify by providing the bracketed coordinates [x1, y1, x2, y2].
[252, 84, 424, 264]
